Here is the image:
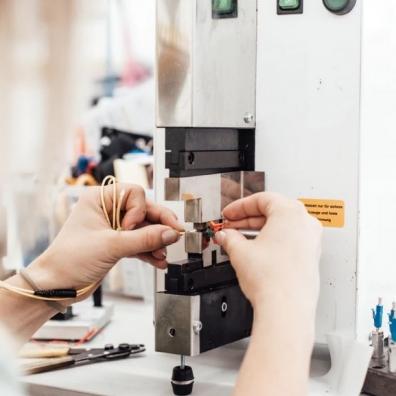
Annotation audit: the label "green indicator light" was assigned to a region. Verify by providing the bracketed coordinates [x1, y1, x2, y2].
[323, 0, 349, 12]
[279, 0, 300, 10]
[213, 0, 235, 14]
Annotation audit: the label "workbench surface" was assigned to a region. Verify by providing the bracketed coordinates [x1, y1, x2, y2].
[23, 296, 243, 396]
[22, 296, 366, 396]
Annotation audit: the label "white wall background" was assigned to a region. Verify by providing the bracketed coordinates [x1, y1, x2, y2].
[358, 0, 396, 338]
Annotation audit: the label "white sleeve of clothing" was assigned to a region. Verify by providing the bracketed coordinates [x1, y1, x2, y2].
[0, 326, 26, 396]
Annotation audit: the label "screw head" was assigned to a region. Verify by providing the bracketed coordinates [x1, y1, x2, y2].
[243, 112, 254, 124]
[193, 321, 203, 334]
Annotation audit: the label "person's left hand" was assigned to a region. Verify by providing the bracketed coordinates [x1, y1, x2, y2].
[25, 184, 183, 295]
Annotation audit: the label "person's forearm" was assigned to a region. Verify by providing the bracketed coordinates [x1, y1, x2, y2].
[0, 274, 57, 344]
[234, 291, 315, 396]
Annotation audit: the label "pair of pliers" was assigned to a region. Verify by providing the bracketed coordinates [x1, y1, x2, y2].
[21, 343, 145, 375]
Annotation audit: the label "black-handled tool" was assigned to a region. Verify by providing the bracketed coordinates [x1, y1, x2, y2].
[21, 343, 145, 375]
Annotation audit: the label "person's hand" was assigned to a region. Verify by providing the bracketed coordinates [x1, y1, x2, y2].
[215, 192, 322, 311]
[220, 194, 322, 396]
[25, 184, 184, 296]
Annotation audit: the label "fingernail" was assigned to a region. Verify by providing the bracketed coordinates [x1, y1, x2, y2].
[128, 224, 136, 230]
[215, 231, 226, 245]
[159, 249, 167, 259]
[161, 229, 179, 245]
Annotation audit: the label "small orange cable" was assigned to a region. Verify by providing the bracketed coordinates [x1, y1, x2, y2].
[208, 221, 224, 233]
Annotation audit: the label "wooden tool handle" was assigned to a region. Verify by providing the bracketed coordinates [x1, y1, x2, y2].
[22, 356, 74, 375]
[19, 347, 70, 359]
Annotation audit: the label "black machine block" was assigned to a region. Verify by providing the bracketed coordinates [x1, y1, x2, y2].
[165, 127, 255, 177]
[161, 284, 253, 355]
[164, 259, 253, 353]
[165, 261, 238, 293]
[199, 285, 253, 353]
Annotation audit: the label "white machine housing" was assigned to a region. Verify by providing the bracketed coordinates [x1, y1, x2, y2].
[154, 0, 396, 345]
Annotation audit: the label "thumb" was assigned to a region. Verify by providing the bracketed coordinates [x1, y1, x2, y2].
[215, 229, 248, 260]
[112, 225, 180, 258]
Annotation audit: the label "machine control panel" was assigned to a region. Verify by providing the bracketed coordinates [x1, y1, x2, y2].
[277, 0, 357, 15]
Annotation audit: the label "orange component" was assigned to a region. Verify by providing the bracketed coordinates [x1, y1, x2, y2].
[208, 221, 224, 233]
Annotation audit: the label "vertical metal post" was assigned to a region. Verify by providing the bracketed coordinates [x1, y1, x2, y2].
[180, 355, 185, 369]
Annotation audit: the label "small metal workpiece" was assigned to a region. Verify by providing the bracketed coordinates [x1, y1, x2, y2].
[185, 198, 203, 223]
[185, 231, 205, 254]
[371, 330, 385, 363]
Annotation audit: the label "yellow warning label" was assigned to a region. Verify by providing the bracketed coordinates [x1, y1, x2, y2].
[299, 199, 344, 228]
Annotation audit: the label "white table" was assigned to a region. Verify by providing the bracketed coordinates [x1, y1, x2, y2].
[23, 296, 245, 396]
[23, 296, 367, 396]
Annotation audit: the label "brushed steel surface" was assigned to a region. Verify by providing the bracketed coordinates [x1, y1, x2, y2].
[164, 177, 180, 201]
[155, 293, 200, 356]
[156, 0, 257, 128]
[371, 331, 385, 360]
[193, 0, 257, 128]
[165, 173, 222, 222]
[164, 171, 264, 223]
[164, 171, 264, 266]
[185, 231, 204, 254]
[156, 0, 194, 127]
[185, 198, 202, 223]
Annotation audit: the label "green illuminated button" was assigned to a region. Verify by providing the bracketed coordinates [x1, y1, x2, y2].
[323, 0, 350, 12]
[279, 0, 300, 10]
[213, 0, 236, 14]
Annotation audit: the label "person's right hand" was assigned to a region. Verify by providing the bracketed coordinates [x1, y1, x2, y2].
[215, 192, 322, 311]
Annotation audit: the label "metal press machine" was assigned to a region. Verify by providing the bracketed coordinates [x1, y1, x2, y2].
[153, 0, 395, 394]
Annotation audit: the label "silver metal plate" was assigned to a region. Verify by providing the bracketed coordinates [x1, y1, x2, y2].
[185, 231, 204, 254]
[164, 171, 264, 266]
[165, 171, 265, 222]
[156, 0, 194, 127]
[184, 198, 202, 223]
[156, 0, 257, 128]
[155, 293, 200, 356]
